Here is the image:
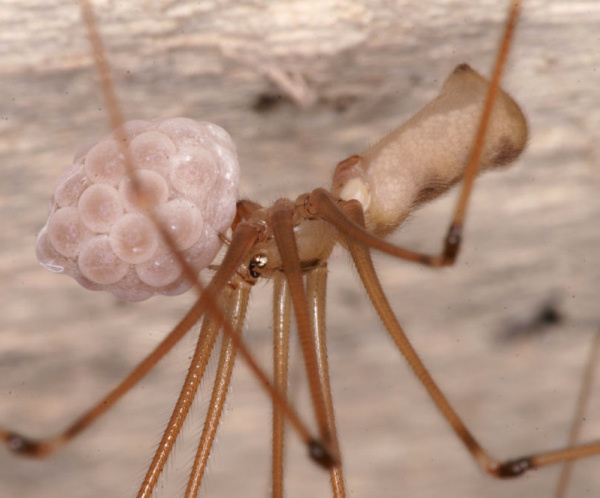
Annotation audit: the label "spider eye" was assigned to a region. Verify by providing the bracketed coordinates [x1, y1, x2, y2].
[248, 254, 268, 278]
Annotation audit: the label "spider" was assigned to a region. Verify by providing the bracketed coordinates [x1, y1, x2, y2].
[1, 1, 599, 497]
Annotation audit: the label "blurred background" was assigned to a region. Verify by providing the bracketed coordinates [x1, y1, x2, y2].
[1, 1, 599, 497]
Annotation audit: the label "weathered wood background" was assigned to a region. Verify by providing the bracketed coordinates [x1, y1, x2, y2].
[1, 1, 599, 497]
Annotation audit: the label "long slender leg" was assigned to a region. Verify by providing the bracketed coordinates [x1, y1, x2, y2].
[272, 272, 292, 498]
[341, 201, 600, 478]
[307, 1, 522, 268]
[554, 327, 600, 498]
[0, 296, 197, 457]
[185, 281, 251, 498]
[306, 266, 346, 497]
[137, 293, 228, 498]
[271, 265, 346, 498]
[271, 202, 338, 467]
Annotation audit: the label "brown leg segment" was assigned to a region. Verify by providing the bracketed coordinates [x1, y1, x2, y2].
[134, 222, 262, 497]
[270, 201, 338, 468]
[341, 202, 600, 479]
[137, 294, 227, 498]
[0, 232, 250, 459]
[185, 282, 251, 497]
[306, 266, 346, 497]
[272, 272, 292, 498]
[554, 328, 600, 498]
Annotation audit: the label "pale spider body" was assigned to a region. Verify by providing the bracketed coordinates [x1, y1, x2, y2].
[1, 1, 600, 498]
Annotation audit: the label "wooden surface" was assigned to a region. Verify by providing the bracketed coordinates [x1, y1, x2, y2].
[1, 1, 599, 497]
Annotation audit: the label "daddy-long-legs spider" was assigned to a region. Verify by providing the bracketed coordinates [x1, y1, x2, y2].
[1, 1, 600, 497]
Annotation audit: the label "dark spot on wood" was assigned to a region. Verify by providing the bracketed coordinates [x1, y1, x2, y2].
[497, 299, 564, 343]
[330, 94, 358, 113]
[252, 93, 284, 113]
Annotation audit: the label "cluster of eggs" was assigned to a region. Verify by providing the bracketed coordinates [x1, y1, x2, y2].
[35, 118, 240, 302]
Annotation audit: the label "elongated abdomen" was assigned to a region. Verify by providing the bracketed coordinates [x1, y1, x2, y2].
[332, 64, 528, 236]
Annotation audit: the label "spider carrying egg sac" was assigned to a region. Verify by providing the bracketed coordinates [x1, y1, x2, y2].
[35, 118, 240, 302]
